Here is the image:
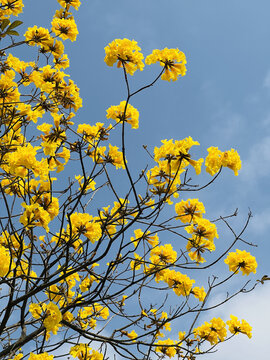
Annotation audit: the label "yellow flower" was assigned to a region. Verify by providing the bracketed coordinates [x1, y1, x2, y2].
[227, 315, 252, 338]
[77, 122, 111, 143]
[29, 303, 43, 319]
[130, 253, 144, 270]
[224, 249, 257, 275]
[154, 137, 203, 174]
[150, 244, 177, 266]
[185, 218, 219, 243]
[51, 18, 78, 42]
[70, 344, 95, 360]
[68, 212, 102, 243]
[106, 144, 125, 169]
[43, 302, 62, 334]
[194, 318, 227, 345]
[0, 245, 12, 277]
[70, 346, 103, 360]
[175, 199, 205, 223]
[0, 71, 20, 103]
[75, 175, 96, 193]
[54, 54, 70, 69]
[106, 101, 139, 129]
[192, 286, 206, 302]
[104, 38, 144, 75]
[15, 259, 37, 279]
[17, 103, 44, 123]
[163, 269, 195, 297]
[155, 339, 176, 358]
[0, 231, 26, 257]
[205, 147, 241, 176]
[221, 149, 241, 175]
[63, 311, 75, 322]
[24, 26, 51, 46]
[146, 48, 187, 81]
[45, 285, 62, 303]
[127, 330, 137, 342]
[57, 0, 81, 10]
[41, 39, 65, 57]
[20, 202, 51, 232]
[0, 0, 24, 18]
[205, 146, 223, 175]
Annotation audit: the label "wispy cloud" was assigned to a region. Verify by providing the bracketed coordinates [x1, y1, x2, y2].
[209, 108, 244, 148]
[240, 136, 270, 183]
[248, 208, 270, 235]
[199, 284, 270, 360]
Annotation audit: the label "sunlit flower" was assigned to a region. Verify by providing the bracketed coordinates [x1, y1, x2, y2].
[104, 38, 144, 75]
[146, 48, 186, 81]
[224, 249, 257, 275]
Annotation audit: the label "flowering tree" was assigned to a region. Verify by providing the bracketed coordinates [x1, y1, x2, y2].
[0, 1, 264, 360]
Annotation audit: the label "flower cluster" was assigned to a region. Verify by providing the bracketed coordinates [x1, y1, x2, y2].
[224, 249, 257, 275]
[147, 137, 203, 203]
[104, 38, 144, 75]
[185, 218, 218, 263]
[227, 315, 252, 338]
[175, 198, 205, 223]
[205, 146, 241, 176]
[29, 302, 62, 336]
[146, 48, 187, 81]
[106, 101, 139, 129]
[194, 317, 227, 345]
[0, 0, 24, 19]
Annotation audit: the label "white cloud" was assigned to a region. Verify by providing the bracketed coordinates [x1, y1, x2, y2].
[210, 111, 244, 147]
[199, 284, 270, 360]
[240, 136, 270, 183]
[248, 208, 270, 235]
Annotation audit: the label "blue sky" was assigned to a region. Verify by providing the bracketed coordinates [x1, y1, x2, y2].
[15, 0, 270, 358]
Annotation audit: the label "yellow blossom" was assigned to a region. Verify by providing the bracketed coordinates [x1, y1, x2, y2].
[51, 18, 78, 42]
[192, 286, 206, 302]
[20, 202, 51, 232]
[150, 244, 177, 266]
[29, 303, 43, 319]
[164, 269, 195, 297]
[0, 0, 24, 18]
[175, 199, 205, 223]
[106, 101, 139, 129]
[224, 249, 257, 275]
[194, 317, 227, 345]
[106, 144, 125, 169]
[104, 38, 144, 75]
[57, 0, 81, 10]
[205, 147, 241, 176]
[155, 339, 176, 358]
[68, 212, 102, 243]
[146, 48, 186, 81]
[227, 315, 252, 338]
[43, 302, 62, 334]
[127, 330, 137, 342]
[185, 218, 219, 243]
[130, 253, 144, 270]
[24, 26, 51, 46]
[0, 245, 12, 277]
